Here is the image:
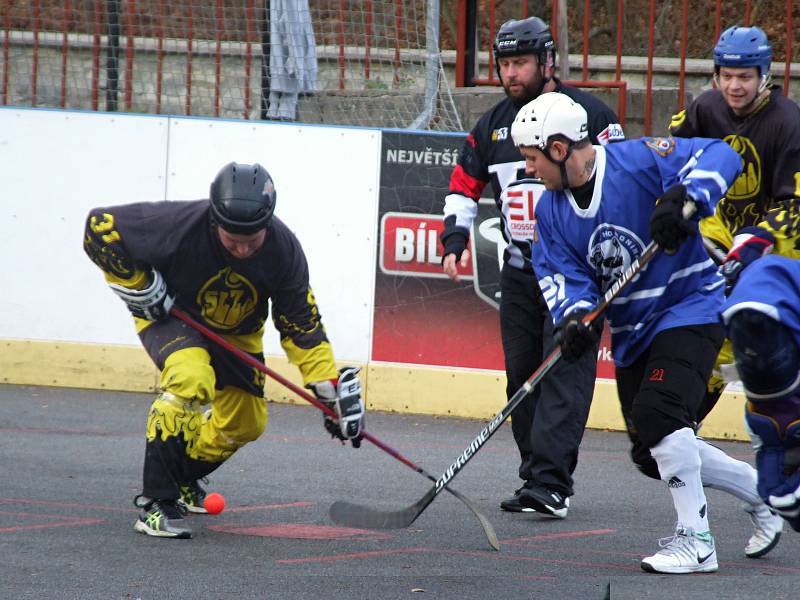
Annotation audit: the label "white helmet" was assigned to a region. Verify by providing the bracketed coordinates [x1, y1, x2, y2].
[511, 92, 588, 150]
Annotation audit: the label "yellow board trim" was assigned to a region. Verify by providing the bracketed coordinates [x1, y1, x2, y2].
[0, 339, 750, 442]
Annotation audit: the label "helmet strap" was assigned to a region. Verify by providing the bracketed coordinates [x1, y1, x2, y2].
[757, 72, 771, 94]
[543, 139, 575, 190]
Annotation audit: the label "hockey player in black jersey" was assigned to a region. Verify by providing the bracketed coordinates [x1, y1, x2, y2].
[440, 16, 623, 517]
[84, 162, 364, 538]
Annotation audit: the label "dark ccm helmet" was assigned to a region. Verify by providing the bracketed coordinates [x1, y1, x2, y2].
[493, 17, 555, 72]
[492, 17, 556, 84]
[209, 162, 276, 234]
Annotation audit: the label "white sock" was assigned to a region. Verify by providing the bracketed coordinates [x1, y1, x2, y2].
[697, 437, 761, 507]
[651, 427, 710, 533]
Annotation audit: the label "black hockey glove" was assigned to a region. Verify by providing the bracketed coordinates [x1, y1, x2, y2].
[108, 268, 175, 321]
[721, 226, 775, 295]
[554, 310, 603, 363]
[308, 367, 365, 448]
[440, 230, 468, 263]
[649, 184, 697, 255]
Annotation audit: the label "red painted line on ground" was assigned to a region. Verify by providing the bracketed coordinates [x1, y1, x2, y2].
[0, 517, 105, 532]
[501, 528, 616, 545]
[209, 522, 392, 540]
[0, 498, 314, 515]
[275, 547, 432, 564]
[0, 498, 134, 513]
[0, 426, 137, 437]
[226, 502, 313, 512]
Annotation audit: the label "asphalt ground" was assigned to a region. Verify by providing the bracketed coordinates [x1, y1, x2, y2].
[0, 384, 798, 600]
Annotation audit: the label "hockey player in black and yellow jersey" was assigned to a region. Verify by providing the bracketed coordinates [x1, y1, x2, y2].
[669, 25, 800, 254]
[84, 162, 364, 538]
[670, 25, 800, 412]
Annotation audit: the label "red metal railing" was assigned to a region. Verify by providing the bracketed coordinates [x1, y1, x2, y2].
[0, 2, 795, 130]
[457, 0, 797, 135]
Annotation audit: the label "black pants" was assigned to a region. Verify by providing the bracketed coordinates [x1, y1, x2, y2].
[616, 323, 724, 479]
[501, 265, 598, 497]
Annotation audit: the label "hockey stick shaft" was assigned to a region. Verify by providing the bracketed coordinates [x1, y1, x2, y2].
[436, 237, 663, 492]
[330, 236, 667, 531]
[170, 307, 499, 549]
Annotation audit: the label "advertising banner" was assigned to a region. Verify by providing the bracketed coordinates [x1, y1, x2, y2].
[371, 130, 614, 378]
[372, 131, 503, 370]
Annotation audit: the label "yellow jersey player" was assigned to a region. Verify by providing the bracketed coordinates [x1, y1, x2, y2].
[84, 162, 364, 538]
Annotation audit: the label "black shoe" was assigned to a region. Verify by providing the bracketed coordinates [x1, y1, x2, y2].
[500, 488, 536, 513]
[517, 483, 569, 518]
[178, 479, 208, 514]
[133, 495, 193, 538]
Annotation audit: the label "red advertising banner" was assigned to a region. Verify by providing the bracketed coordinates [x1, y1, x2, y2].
[372, 131, 615, 379]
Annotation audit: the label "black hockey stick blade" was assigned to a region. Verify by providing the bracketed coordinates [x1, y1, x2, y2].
[330, 487, 436, 530]
[330, 486, 500, 551]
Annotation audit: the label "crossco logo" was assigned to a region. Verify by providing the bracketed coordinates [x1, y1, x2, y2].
[197, 267, 258, 329]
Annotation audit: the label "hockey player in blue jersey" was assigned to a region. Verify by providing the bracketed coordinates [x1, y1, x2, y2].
[510, 91, 758, 574]
[722, 254, 800, 533]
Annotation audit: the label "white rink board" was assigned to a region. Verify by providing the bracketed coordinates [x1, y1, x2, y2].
[165, 118, 381, 362]
[0, 108, 380, 363]
[0, 108, 169, 345]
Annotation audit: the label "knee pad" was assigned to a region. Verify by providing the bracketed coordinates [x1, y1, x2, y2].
[729, 309, 800, 403]
[650, 427, 700, 481]
[146, 391, 204, 444]
[160, 347, 216, 403]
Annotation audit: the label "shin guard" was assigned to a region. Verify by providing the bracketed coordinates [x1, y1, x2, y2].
[651, 427, 710, 533]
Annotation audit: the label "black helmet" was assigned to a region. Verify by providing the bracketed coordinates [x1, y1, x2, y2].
[209, 162, 276, 234]
[493, 17, 554, 62]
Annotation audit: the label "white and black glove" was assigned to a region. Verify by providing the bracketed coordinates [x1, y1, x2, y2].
[308, 367, 365, 448]
[108, 268, 174, 321]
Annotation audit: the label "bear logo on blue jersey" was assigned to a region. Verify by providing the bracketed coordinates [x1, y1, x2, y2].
[587, 225, 645, 291]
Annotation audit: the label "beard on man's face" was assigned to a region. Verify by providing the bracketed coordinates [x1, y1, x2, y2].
[502, 73, 545, 108]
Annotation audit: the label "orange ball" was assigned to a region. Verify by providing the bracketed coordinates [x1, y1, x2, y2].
[204, 492, 226, 515]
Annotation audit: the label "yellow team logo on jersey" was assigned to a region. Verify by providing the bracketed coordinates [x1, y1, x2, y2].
[197, 267, 258, 329]
[669, 109, 687, 130]
[723, 134, 761, 201]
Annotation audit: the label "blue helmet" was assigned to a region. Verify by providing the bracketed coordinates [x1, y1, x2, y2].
[713, 26, 771, 77]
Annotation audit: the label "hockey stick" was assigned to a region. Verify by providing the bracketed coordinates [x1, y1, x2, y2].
[701, 236, 726, 265]
[329, 235, 669, 531]
[169, 307, 499, 551]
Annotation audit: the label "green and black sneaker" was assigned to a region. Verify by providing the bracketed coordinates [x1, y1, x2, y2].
[133, 496, 192, 538]
[178, 479, 208, 514]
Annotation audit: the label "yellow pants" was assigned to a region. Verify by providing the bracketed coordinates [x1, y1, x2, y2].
[146, 347, 268, 464]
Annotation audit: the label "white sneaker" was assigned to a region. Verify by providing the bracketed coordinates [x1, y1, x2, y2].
[744, 503, 783, 558]
[641, 524, 718, 574]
